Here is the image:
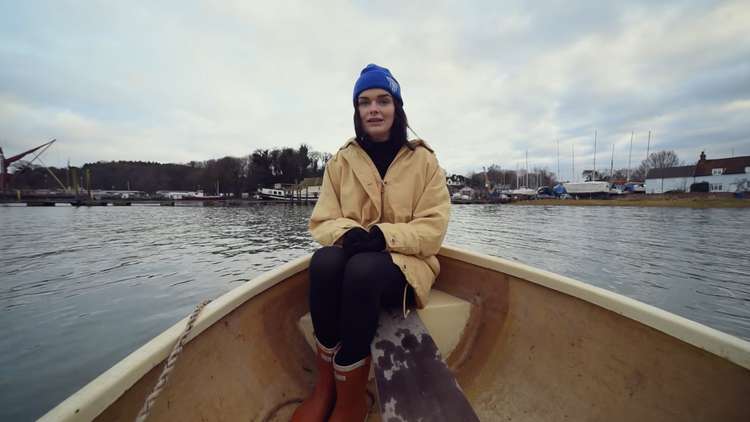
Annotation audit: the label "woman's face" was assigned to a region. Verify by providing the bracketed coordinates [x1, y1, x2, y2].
[357, 88, 395, 142]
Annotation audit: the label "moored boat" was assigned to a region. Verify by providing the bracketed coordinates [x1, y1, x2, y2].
[563, 181, 611, 198]
[509, 187, 537, 200]
[259, 187, 319, 202]
[40, 245, 750, 421]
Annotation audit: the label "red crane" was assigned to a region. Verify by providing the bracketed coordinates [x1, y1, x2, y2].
[0, 139, 61, 192]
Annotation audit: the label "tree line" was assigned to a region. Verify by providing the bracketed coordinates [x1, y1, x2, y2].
[8, 147, 683, 194]
[462, 150, 683, 189]
[8, 144, 331, 195]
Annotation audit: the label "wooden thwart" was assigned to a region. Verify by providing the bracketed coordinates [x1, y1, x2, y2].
[371, 308, 479, 422]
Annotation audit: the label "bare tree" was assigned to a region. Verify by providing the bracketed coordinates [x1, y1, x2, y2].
[632, 150, 682, 180]
[308, 151, 322, 174]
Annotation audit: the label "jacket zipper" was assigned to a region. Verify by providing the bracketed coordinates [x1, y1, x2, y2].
[357, 143, 410, 319]
[379, 179, 384, 223]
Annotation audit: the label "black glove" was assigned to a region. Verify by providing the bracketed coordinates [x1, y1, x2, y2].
[365, 225, 387, 252]
[342, 226, 387, 256]
[342, 228, 369, 256]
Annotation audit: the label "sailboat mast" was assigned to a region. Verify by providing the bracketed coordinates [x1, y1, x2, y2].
[557, 139, 560, 182]
[645, 130, 652, 178]
[571, 144, 575, 182]
[627, 131, 633, 182]
[610, 143, 614, 180]
[593, 130, 597, 181]
[525, 150, 529, 188]
[0, 148, 4, 192]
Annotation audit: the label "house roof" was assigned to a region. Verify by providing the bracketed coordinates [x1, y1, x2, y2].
[694, 155, 750, 176]
[645, 165, 695, 179]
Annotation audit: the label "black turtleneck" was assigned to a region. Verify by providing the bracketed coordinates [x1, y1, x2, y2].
[357, 137, 404, 180]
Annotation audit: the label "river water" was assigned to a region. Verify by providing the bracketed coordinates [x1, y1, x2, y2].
[1, 204, 749, 420]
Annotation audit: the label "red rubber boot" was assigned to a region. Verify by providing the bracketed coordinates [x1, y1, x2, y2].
[328, 354, 372, 422]
[291, 338, 340, 422]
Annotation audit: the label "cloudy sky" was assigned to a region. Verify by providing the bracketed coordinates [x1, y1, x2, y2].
[1, 0, 748, 180]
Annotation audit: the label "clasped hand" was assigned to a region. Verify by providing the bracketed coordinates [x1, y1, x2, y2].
[342, 226, 386, 256]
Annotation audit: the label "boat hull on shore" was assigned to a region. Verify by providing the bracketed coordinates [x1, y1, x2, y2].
[563, 181, 611, 198]
[41, 246, 750, 422]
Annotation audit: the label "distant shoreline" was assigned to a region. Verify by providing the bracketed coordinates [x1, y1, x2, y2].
[3, 193, 749, 209]
[510, 194, 750, 208]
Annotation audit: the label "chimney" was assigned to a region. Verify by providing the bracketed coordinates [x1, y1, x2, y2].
[699, 151, 706, 161]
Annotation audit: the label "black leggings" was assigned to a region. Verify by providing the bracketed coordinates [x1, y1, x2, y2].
[308, 246, 413, 366]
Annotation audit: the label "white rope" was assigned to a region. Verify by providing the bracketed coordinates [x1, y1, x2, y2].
[135, 300, 211, 422]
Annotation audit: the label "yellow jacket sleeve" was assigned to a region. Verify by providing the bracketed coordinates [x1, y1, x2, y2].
[376, 164, 450, 257]
[308, 160, 364, 246]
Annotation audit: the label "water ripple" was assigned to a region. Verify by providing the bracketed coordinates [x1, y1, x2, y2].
[445, 204, 750, 339]
[1, 203, 749, 421]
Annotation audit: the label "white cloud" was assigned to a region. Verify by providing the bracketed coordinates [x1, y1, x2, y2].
[0, 0, 748, 179]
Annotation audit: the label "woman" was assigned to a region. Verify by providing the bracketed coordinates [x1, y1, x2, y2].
[292, 64, 451, 422]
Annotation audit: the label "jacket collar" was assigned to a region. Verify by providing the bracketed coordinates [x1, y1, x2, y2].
[340, 137, 434, 153]
[338, 137, 420, 219]
[407, 139, 434, 152]
[339, 137, 358, 150]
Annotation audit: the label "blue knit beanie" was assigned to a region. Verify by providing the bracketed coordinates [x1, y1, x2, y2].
[353, 64, 402, 104]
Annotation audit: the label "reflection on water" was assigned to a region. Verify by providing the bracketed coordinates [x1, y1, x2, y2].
[1, 204, 748, 420]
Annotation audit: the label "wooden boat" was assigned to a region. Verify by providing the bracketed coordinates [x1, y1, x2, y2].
[41, 245, 750, 421]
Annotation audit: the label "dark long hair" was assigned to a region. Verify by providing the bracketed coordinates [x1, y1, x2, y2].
[354, 98, 409, 147]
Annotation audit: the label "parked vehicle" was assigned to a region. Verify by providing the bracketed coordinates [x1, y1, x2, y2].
[624, 182, 646, 194]
[535, 186, 556, 199]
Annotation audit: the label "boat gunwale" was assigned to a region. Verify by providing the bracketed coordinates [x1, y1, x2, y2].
[39, 254, 312, 422]
[439, 244, 750, 370]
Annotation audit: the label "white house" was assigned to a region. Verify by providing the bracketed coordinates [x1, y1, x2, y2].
[446, 174, 468, 195]
[446, 174, 467, 187]
[645, 152, 750, 194]
[692, 152, 750, 193]
[644, 165, 695, 194]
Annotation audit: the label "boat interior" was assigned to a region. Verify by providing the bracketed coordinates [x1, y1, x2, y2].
[50, 247, 750, 422]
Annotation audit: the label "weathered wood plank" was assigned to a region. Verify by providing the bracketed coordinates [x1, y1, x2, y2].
[371, 308, 480, 422]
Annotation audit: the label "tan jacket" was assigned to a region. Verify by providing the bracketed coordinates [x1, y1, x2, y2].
[309, 138, 451, 308]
